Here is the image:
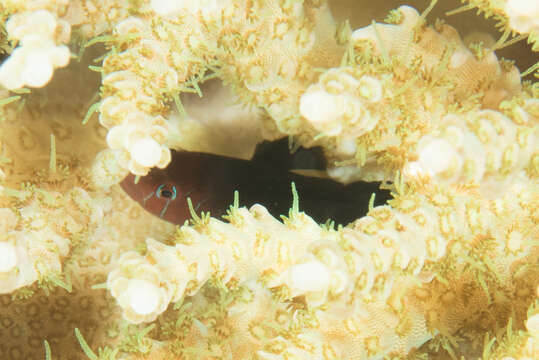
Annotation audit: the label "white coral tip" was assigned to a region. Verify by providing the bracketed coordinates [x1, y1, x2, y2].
[417, 139, 459, 176]
[358, 75, 383, 102]
[22, 51, 54, 87]
[0, 49, 25, 89]
[300, 90, 343, 135]
[505, 0, 539, 34]
[130, 138, 163, 167]
[128, 159, 150, 176]
[150, 0, 184, 15]
[526, 314, 539, 334]
[156, 147, 171, 168]
[290, 261, 330, 293]
[7, 10, 57, 41]
[330, 270, 348, 295]
[126, 279, 161, 315]
[106, 125, 126, 149]
[404, 161, 423, 178]
[300, 90, 342, 124]
[116, 17, 148, 35]
[449, 49, 470, 69]
[0, 242, 18, 273]
[48, 45, 70, 67]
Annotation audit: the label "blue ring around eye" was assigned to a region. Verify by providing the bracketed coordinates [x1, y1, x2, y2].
[156, 184, 177, 200]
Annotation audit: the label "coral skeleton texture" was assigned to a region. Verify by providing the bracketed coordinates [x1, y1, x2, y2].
[0, 0, 537, 359]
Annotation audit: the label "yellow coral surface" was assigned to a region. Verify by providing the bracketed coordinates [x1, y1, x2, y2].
[0, 0, 537, 359]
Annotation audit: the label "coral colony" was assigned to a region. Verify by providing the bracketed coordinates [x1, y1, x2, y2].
[0, 0, 537, 359]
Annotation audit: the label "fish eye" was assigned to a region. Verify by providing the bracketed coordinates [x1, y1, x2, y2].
[156, 184, 177, 200]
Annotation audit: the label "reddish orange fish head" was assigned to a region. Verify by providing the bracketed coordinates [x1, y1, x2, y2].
[120, 151, 225, 225]
[120, 173, 195, 225]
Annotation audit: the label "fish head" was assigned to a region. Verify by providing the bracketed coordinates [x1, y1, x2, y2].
[120, 172, 194, 225]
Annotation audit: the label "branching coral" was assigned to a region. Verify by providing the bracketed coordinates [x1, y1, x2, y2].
[0, 0, 537, 359]
[457, 0, 539, 51]
[0, 9, 70, 89]
[105, 180, 537, 358]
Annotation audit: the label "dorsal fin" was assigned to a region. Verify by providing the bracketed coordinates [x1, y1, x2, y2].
[251, 137, 327, 171]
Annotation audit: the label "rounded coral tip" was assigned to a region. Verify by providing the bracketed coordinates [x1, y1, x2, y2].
[0, 242, 17, 273]
[125, 279, 162, 316]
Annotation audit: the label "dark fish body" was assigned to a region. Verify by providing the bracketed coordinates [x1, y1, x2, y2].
[120, 141, 391, 225]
